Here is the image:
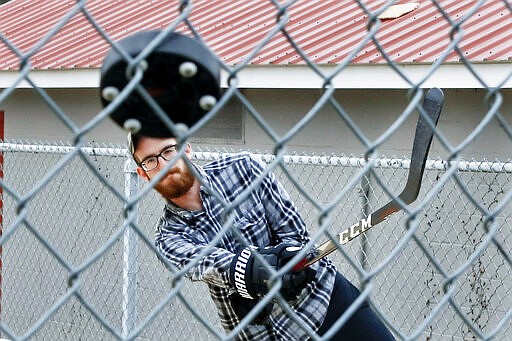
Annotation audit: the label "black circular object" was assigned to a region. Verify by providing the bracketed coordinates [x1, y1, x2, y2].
[100, 30, 220, 137]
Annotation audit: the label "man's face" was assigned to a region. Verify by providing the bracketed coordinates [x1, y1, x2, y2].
[134, 136, 195, 200]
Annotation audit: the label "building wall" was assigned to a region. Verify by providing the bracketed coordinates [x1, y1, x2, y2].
[1, 86, 510, 339]
[2, 87, 511, 160]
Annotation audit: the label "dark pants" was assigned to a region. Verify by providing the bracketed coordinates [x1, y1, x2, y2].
[317, 273, 395, 340]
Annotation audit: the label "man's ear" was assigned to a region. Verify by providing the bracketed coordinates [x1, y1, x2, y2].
[185, 142, 193, 159]
[136, 166, 149, 181]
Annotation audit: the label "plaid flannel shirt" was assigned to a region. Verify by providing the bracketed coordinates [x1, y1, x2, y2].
[155, 152, 336, 340]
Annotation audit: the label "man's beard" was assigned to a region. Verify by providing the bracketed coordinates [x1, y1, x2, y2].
[152, 163, 195, 200]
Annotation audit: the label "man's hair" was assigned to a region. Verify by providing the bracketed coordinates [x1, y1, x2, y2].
[127, 132, 142, 163]
[127, 132, 178, 164]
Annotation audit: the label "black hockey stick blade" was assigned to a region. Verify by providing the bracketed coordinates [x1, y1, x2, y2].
[293, 88, 444, 272]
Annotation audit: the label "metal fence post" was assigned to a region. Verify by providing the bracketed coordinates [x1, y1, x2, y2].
[123, 158, 139, 338]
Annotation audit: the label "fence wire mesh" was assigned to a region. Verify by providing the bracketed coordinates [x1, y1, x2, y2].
[0, 0, 511, 340]
[0, 142, 510, 340]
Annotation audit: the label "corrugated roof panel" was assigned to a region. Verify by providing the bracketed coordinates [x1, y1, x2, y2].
[348, 0, 512, 64]
[0, 0, 510, 70]
[449, 2, 512, 62]
[353, 1, 456, 63]
[0, 2, 73, 63]
[251, 2, 369, 65]
[198, 2, 277, 62]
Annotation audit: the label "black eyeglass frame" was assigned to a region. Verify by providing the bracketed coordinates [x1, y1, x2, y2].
[138, 144, 179, 172]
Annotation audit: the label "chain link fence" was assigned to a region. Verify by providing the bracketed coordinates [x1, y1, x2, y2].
[0, 0, 511, 340]
[0, 141, 510, 340]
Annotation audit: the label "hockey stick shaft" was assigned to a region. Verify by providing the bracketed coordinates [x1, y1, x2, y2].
[293, 88, 444, 272]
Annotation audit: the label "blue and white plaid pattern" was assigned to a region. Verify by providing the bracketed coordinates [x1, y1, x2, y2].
[155, 152, 336, 340]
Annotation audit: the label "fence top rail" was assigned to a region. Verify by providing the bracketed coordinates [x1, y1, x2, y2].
[0, 142, 129, 157]
[0, 142, 511, 173]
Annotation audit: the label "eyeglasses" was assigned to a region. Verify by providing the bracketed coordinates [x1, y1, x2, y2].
[138, 144, 178, 172]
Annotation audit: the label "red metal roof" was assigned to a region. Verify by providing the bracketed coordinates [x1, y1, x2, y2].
[0, 0, 510, 70]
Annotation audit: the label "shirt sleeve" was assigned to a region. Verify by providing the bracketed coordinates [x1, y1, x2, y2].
[248, 156, 310, 246]
[155, 219, 234, 288]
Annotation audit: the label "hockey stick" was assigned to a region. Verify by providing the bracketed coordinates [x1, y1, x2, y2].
[293, 87, 444, 272]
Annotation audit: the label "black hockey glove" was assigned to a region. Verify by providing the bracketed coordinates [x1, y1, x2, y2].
[228, 292, 273, 325]
[229, 243, 316, 301]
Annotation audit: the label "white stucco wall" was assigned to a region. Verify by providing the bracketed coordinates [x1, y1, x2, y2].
[1, 87, 510, 161]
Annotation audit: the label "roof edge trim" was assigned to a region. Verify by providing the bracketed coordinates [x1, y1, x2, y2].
[0, 63, 510, 89]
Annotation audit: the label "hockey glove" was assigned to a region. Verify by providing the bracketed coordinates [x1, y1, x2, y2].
[228, 292, 273, 325]
[229, 243, 316, 301]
